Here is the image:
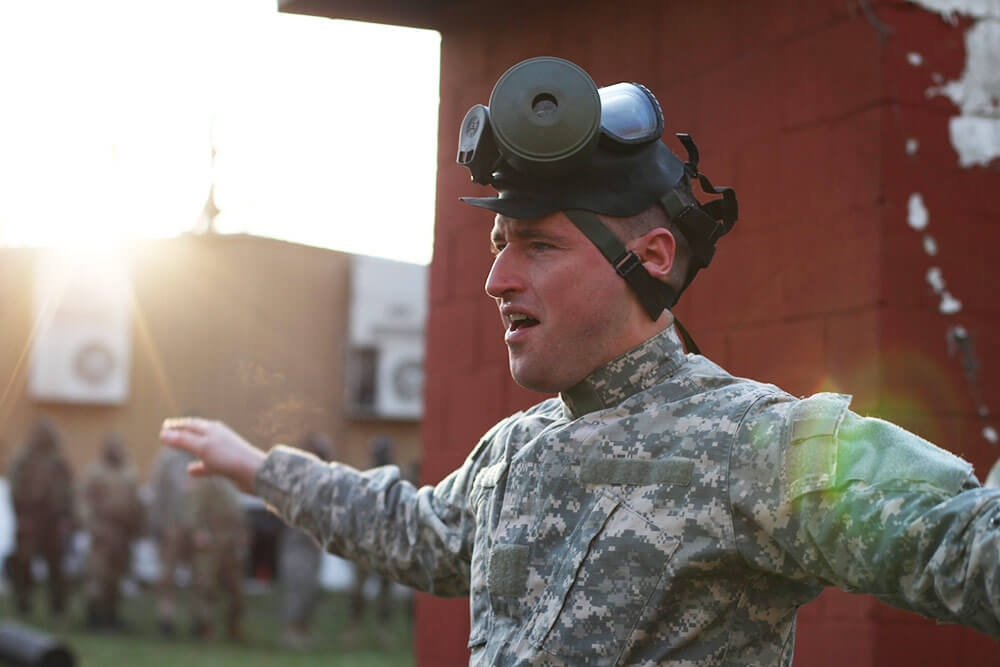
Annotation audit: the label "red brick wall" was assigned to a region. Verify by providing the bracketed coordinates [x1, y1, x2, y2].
[418, 1, 1000, 664]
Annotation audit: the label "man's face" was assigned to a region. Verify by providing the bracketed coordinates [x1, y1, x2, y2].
[485, 212, 649, 393]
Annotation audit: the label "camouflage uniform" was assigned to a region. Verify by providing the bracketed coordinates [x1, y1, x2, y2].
[255, 327, 998, 665]
[148, 447, 195, 634]
[278, 433, 333, 646]
[79, 434, 144, 630]
[348, 437, 396, 629]
[181, 476, 248, 639]
[4, 419, 74, 616]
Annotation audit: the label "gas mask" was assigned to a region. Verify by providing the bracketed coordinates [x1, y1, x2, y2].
[457, 57, 738, 349]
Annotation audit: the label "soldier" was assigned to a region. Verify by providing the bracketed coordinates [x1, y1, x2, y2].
[181, 475, 248, 640]
[4, 418, 74, 617]
[344, 436, 395, 646]
[277, 432, 333, 649]
[79, 433, 144, 632]
[147, 446, 195, 636]
[163, 56, 1000, 664]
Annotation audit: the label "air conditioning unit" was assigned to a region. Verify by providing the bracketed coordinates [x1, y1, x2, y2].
[347, 255, 427, 420]
[375, 333, 424, 419]
[27, 251, 131, 405]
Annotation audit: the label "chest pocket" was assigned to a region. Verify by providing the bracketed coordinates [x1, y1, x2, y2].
[528, 490, 679, 665]
[467, 460, 507, 649]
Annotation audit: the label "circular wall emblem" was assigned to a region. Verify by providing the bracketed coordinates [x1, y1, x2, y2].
[73, 341, 116, 385]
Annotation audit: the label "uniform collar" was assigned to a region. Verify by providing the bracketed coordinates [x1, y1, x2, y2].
[560, 326, 688, 419]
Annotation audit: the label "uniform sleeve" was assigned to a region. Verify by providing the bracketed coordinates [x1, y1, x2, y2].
[254, 419, 509, 598]
[730, 391, 1000, 638]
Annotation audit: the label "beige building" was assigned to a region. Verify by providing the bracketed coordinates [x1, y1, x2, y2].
[0, 233, 422, 480]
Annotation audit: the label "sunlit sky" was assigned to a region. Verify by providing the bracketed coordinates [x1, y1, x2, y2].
[0, 0, 441, 264]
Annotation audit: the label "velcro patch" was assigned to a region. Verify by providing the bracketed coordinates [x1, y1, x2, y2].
[579, 457, 693, 486]
[788, 392, 851, 444]
[488, 543, 530, 598]
[784, 393, 851, 502]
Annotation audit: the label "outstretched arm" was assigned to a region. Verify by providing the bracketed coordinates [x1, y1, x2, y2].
[159, 418, 266, 494]
[731, 393, 1000, 638]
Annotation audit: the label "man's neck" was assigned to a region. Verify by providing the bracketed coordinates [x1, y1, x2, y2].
[559, 324, 686, 419]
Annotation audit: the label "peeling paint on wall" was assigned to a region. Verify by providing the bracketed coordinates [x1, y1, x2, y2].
[922, 235, 938, 255]
[907, 192, 929, 229]
[907, 0, 999, 447]
[912, 0, 1000, 166]
[909, 0, 1000, 20]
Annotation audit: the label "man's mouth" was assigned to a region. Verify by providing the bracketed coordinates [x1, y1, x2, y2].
[508, 313, 540, 332]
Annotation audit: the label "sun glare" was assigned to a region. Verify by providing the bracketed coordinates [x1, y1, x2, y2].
[0, 0, 440, 264]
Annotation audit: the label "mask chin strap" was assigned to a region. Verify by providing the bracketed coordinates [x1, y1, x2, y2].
[562, 134, 738, 357]
[563, 208, 703, 354]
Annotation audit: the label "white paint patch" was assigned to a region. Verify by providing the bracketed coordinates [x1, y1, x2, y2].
[984, 426, 999, 443]
[906, 138, 920, 155]
[923, 234, 939, 255]
[908, 192, 930, 230]
[926, 266, 946, 292]
[949, 115, 1000, 166]
[908, 0, 1000, 20]
[940, 290, 964, 313]
[924, 18, 1000, 166]
[908, 51, 925, 66]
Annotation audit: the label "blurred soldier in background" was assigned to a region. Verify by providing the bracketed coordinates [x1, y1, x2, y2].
[79, 433, 144, 632]
[181, 476, 248, 640]
[148, 446, 195, 637]
[344, 436, 395, 646]
[4, 418, 74, 617]
[277, 432, 333, 650]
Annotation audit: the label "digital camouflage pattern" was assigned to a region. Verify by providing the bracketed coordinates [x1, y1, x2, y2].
[278, 434, 334, 639]
[256, 327, 997, 665]
[348, 436, 396, 628]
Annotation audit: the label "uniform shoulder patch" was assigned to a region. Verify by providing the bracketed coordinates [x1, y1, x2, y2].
[784, 392, 852, 503]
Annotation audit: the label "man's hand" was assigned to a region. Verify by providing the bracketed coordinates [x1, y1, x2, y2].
[159, 418, 266, 494]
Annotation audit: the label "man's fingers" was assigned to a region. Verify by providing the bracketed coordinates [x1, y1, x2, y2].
[187, 460, 208, 477]
[160, 424, 206, 454]
[161, 417, 213, 435]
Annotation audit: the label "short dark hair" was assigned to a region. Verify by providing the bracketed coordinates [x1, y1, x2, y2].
[600, 176, 694, 290]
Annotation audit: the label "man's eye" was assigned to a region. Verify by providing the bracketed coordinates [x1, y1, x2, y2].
[530, 242, 554, 251]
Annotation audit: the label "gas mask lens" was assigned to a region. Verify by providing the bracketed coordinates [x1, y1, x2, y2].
[598, 82, 663, 144]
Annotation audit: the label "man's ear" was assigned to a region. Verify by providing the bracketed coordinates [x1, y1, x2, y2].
[628, 228, 676, 281]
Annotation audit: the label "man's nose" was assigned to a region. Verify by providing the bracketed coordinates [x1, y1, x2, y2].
[485, 249, 523, 299]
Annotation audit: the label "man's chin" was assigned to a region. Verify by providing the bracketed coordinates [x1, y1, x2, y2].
[509, 360, 568, 395]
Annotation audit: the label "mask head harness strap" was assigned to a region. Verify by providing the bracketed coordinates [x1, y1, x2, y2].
[658, 134, 738, 297]
[561, 134, 736, 354]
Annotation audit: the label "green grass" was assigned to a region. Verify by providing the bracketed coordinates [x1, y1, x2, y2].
[0, 586, 414, 666]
